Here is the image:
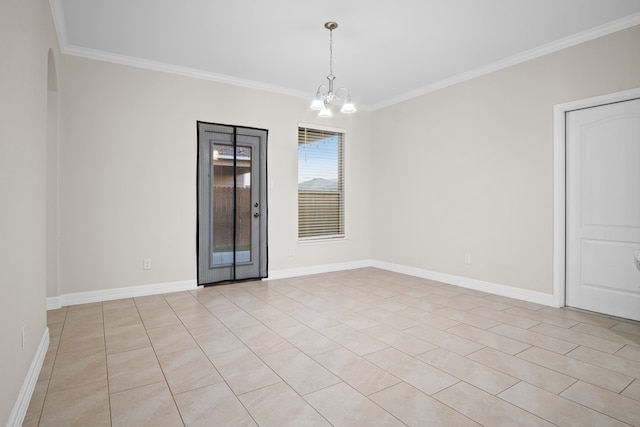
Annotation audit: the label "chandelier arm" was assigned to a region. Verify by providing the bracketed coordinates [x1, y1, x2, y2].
[315, 85, 328, 96]
[334, 87, 351, 101]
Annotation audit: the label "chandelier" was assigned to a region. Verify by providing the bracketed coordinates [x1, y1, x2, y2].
[310, 22, 356, 117]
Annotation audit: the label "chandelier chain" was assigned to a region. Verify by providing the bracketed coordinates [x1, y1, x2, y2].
[329, 27, 333, 76]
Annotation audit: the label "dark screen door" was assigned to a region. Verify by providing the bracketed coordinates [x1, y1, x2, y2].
[197, 122, 267, 284]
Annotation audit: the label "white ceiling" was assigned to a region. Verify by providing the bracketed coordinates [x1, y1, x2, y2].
[51, 0, 640, 110]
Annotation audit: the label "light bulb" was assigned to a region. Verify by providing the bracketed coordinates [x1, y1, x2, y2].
[310, 95, 325, 110]
[319, 107, 333, 117]
[340, 97, 356, 114]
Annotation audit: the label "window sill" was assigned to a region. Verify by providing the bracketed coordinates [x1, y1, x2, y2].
[297, 237, 349, 246]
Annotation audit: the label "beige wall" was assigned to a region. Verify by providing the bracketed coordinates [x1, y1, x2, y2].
[46, 70, 60, 299]
[371, 25, 640, 294]
[0, 0, 59, 423]
[59, 56, 373, 294]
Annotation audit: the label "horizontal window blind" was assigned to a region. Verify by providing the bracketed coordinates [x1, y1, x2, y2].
[298, 127, 344, 239]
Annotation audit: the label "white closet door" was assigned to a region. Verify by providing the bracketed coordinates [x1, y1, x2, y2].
[566, 98, 640, 321]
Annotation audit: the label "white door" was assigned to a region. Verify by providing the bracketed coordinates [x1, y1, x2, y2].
[566, 98, 640, 321]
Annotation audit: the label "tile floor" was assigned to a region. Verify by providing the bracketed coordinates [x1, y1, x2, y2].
[23, 267, 640, 426]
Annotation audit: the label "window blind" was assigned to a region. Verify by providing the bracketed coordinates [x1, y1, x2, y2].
[298, 127, 344, 239]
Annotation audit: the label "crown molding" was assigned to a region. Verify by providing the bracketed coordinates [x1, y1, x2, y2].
[48, 0, 638, 112]
[61, 44, 311, 100]
[49, 0, 309, 101]
[59, 44, 377, 110]
[370, 13, 640, 111]
[49, 0, 68, 48]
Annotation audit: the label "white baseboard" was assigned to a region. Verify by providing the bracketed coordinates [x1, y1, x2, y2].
[46, 297, 61, 310]
[267, 259, 374, 280]
[46, 261, 557, 309]
[7, 328, 49, 427]
[47, 280, 198, 309]
[372, 260, 557, 307]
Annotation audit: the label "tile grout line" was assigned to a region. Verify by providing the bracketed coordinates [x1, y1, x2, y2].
[165, 290, 262, 427]
[191, 283, 408, 425]
[255, 279, 486, 425]
[100, 302, 113, 427]
[36, 269, 640, 426]
[134, 296, 186, 426]
[34, 311, 66, 427]
[199, 291, 332, 426]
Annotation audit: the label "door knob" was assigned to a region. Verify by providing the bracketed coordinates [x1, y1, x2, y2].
[254, 212, 260, 218]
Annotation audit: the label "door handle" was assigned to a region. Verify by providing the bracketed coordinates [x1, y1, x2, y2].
[254, 212, 260, 218]
[635, 249, 640, 272]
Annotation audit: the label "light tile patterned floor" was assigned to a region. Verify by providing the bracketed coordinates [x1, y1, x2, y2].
[24, 268, 640, 426]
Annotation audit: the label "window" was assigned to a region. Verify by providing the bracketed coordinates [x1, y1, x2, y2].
[298, 126, 344, 239]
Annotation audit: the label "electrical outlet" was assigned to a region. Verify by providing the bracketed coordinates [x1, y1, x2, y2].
[464, 254, 472, 264]
[288, 248, 295, 257]
[143, 258, 152, 270]
[22, 325, 26, 351]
